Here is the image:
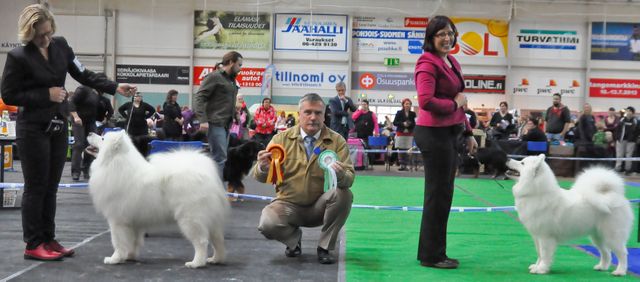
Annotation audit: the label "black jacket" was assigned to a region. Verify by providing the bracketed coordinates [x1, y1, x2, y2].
[1, 37, 117, 124]
[68, 85, 99, 122]
[392, 110, 416, 134]
[162, 101, 182, 138]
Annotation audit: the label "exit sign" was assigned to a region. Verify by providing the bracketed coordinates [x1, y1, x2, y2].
[384, 58, 400, 66]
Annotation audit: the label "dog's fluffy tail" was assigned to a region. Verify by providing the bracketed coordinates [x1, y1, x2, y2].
[573, 166, 627, 213]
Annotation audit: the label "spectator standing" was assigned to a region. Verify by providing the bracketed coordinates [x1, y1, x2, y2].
[614, 106, 638, 174]
[544, 93, 571, 141]
[328, 82, 357, 140]
[393, 98, 417, 171]
[162, 89, 183, 141]
[118, 93, 155, 137]
[253, 97, 277, 147]
[352, 99, 379, 141]
[576, 103, 596, 144]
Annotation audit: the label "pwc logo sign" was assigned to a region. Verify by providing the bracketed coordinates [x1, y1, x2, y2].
[450, 18, 509, 57]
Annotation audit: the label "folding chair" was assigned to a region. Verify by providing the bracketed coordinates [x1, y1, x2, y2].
[527, 141, 548, 155]
[148, 140, 203, 154]
[367, 136, 391, 171]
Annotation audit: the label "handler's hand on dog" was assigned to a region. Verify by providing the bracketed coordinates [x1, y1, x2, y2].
[257, 150, 272, 172]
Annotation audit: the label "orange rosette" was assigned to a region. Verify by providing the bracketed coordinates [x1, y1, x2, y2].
[266, 144, 286, 185]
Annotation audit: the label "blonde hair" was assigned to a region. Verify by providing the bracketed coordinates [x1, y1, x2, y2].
[18, 4, 56, 44]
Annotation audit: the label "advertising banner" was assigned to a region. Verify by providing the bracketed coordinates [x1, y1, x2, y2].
[116, 65, 190, 85]
[589, 78, 640, 98]
[463, 75, 506, 94]
[352, 72, 415, 91]
[193, 66, 265, 88]
[510, 22, 584, 60]
[273, 64, 348, 89]
[194, 11, 270, 50]
[450, 18, 509, 58]
[509, 70, 582, 97]
[352, 16, 427, 55]
[274, 14, 348, 51]
[591, 22, 640, 61]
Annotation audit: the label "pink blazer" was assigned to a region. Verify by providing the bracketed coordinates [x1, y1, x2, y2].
[414, 52, 471, 132]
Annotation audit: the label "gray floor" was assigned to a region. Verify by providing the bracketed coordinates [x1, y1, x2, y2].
[0, 160, 361, 282]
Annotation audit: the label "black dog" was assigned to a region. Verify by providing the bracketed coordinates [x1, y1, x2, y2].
[459, 145, 508, 179]
[224, 140, 264, 198]
[476, 146, 508, 179]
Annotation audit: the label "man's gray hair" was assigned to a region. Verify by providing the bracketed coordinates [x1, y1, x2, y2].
[298, 93, 326, 110]
[335, 81, 346, 89]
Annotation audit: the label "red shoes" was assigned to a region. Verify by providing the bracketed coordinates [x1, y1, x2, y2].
[45, 240, 75, 257]
[23, 241, 74, 261]
[24, 243, 64, 261]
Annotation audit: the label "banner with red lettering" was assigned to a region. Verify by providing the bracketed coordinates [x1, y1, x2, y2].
[589, 78, 640, 98]
[193, 66, 265, 87]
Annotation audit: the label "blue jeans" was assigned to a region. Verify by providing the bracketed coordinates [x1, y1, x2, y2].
[546, 133, 563, 142]
[208, 126, 229, 178]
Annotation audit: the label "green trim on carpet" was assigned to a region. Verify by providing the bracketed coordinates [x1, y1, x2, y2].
[345, 176, 640, 281]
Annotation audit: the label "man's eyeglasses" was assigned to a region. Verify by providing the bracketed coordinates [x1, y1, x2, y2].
[435, 31, 457, 39]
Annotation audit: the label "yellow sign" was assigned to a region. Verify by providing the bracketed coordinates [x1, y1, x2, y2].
[451, 18, 509, 57]
[4, 145, 12, 170]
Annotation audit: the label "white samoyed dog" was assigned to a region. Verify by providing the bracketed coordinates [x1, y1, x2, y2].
[506, 154, 633, 276]
[87, 131, 230, 268]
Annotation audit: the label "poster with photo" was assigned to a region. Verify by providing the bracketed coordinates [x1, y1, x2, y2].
[591, 22, 640, 61]
[194, 11, 270, 50]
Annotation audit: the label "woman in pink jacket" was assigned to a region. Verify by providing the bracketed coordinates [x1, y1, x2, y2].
[414, 15, 477, 269]
[253, 97, 277, 146]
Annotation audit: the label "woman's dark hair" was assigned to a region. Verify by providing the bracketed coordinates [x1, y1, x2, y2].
[422, 15, 458, 53]
[262, 97, 271, 105]
[500, 101, 508, 108]
[528, 117, 539, 126]
[166, 89, 178, 103]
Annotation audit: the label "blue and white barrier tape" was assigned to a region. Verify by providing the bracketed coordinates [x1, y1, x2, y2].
[355, 148, 640, 160]
[3, 183, 639, 213]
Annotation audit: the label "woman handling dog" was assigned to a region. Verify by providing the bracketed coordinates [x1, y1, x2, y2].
[413, 15, 477, 269]
[1, 4, 136, 261]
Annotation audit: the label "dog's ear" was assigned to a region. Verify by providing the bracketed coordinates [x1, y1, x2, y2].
[531, 154, 546, 168]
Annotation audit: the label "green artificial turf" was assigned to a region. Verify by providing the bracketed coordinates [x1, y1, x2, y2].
[344, 176, 640, 281]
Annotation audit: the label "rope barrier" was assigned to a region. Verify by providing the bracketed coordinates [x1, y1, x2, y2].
[2, 183, 639, 213]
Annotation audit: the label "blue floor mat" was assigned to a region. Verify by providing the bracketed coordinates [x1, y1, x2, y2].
[577, 245, 639, 275]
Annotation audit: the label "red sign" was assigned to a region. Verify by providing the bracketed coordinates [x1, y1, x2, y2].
[193, 66, 265, 87]
[589, 78, 640, 98]
[404, 17, 428, 28]
[358, 73, 377, 90]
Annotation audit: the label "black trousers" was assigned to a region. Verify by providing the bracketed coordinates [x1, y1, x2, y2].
[17, 121, 68, 249]
[414, 125, 462, 263]
[71, 119, 96, 174]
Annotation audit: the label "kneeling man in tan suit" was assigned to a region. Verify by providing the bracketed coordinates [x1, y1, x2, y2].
[253, 93, 354, 264]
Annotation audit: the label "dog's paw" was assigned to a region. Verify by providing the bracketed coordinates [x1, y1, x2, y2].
[612, 269, 627, 276]
[528, 263, 537, 271]
[207, 255, 224, 265]
[529, 266, 549, 274]
[104, 256, 124, 265]
[185, 260, 206, 269]
[593, 263, 609, 271]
